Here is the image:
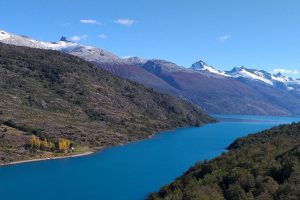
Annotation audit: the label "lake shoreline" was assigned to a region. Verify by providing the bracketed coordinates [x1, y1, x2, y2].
[0, 151, 94, 167]
[0, 116, 282, 168]
[0, 123, 212, 168]
[1, 115, 299, 200]
[0, 131, 161, 168]
[0, 122, 218, 168]
[0, 132, 164, 167]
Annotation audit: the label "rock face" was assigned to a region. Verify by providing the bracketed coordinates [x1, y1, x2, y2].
[1, 29, 300, 115]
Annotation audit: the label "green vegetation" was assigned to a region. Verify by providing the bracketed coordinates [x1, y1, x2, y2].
[149, 122, 300, 200]
[0, 42, 214, 163]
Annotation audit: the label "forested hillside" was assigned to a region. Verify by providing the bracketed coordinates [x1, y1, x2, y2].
[0, 43, 214, 163]
[149, 122, 300, 200]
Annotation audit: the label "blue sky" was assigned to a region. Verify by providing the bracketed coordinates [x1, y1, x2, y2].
[0, 0, 300, 77]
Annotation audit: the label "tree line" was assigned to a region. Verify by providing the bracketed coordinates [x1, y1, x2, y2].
[148, 122, 300, 200]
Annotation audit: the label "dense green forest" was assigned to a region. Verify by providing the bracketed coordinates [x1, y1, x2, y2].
[0, 42, 214, 163]
[149, 122, 300, 200]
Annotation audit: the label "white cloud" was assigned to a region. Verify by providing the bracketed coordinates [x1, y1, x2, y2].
[98, 34, 107, 39]
[70, 34, 88, 42]
[70, 36, 81, 41]
[219, 35, 231, 42]
[272, 68, 299, 75]
[122, 56, 133, 59]
[114, 18, 135, 26]
[80, 19, 101, 25]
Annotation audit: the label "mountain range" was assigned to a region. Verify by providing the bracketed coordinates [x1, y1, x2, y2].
[1, 29, 300, 115]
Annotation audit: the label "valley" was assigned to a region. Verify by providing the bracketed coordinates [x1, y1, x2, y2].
[1, 1, 300, 200]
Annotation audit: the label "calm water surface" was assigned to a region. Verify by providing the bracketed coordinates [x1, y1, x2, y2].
[1, 115, 300, 200]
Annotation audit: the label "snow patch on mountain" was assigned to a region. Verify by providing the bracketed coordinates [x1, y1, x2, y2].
[225, 67, 300, 91]
[0, 30, 10, 40]
[270, 73, 295, 83]
[271, 73, 300, 91]
[191, 60, 300, 91]
[0, 29, 147, 66]
[0, 29, 78, 50]
[226, 67, 273, 85]
[191, 60, 229, 76]
[1, 29, 299, 91]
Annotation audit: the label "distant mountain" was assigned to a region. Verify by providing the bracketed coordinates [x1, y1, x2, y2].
[225, 66, 300, 91]
[1, 29, 300, 115]
[189, 59, 300, 92]
[191, 60, 229, 77]
[0, 42, 213, 163]
[0, 30, 146, 66]
[140, 59, 300, 115]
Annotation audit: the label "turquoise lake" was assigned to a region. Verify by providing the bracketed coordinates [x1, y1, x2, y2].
[1, 115, 300, 200]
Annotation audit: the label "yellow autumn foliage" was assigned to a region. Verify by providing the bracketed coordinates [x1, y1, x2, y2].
[30, 135, 40, 149]
[58, 138, 71, 151]
[29, 135, 55, 151]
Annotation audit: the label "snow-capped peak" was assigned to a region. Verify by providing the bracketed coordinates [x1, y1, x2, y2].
[1, 29, 299, 91]
[225, 66, 300, 90]
[0, 30, 78, 50]
[191, 60, 229, 76]
[226, 67, 274, 85]
[59, 36, 69, 42]
[0, 29, 124, 64]
[0, 30, 11, 40]
[0, 29, 151, 66]
[190, 60, 209, 70]
[270, 73, 300, 91]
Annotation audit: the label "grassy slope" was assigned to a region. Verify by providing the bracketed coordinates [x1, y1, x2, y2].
[0, 43, 214, 164]
[149, 122, 300, 200]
